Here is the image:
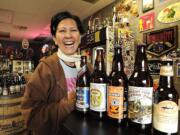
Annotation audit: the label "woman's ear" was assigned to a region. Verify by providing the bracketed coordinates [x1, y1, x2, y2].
[52, 37, 58, 45]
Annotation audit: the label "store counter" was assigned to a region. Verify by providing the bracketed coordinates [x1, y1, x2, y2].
[63, 111, 180, 135]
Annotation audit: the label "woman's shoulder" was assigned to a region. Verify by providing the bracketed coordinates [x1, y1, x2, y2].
[40, 53, 59, 64]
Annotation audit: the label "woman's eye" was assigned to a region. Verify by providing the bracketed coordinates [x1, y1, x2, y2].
[59, 30, 65, 33]
[71, 29, 78, 32]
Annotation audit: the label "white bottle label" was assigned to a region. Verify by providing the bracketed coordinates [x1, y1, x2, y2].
[9, 85, 15, 94]
[128, 86, 153, 124]
[153, 101, 178, 133]
[160, 66, 173, 76]
[90, 83, 107, 112]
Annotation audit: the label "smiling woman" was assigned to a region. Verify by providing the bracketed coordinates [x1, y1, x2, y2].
[21, 11, 85, 135]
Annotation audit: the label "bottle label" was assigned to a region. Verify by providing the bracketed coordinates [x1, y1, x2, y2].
[9, 85, 15, 94]
[153, 101, 178, 133]
[2, 88, 8, 96]
[128, 86, 153, 124]
[107, 86, 124, 119]
[160, 66, 173, 76]
[15, 85, 21, 92]
[90, 83, 107, 112]
[76, 87, 90, 109]
[0, 87, 2, 94]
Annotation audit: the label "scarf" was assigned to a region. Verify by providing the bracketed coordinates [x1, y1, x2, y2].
[57, 48, 81, 72]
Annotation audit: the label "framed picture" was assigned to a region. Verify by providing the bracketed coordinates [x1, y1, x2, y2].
[139, 12, 155, 31]
[142, 0, 154, 13]
[177, 63, 180, 77]
[143, 26, 178, 57]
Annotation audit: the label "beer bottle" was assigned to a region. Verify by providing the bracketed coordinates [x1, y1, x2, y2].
[9, 74, 16, 94]
[20, 75, 26, 94]
[90, 47, 108, 120]
[0, 75, 3, 95]
[153, 60, 179, 135]
[128, 44, 153, 132]
[14, 75, 21, 93]
[2, 75, 9, 96]
[76, 56, 90, 114]
[108, 46, 128, 125]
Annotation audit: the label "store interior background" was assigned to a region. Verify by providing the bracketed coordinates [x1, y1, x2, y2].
[0, 0, 180, 101]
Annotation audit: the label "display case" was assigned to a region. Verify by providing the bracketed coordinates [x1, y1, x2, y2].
[12, 60, 34, 74]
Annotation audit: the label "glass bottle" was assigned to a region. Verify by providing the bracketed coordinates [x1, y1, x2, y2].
[76, 56, 90, 115]
[2, 75, 9, 96]
[9, 73, 16, 94]
[153, 59, 179, 135]
[14, 75, 21, 93]
[20, 75, 26, 94]
[0, 74, 3, 95]
[108, 45, 128, 125]
[128, 44, 153, 133]
[90, 47, 108, 120]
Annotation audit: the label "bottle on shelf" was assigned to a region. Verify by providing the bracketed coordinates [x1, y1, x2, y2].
[9, 73, 16, 94]
[90, 47, 108, 120]
[153, 59, 179, 135]
[76, 56, 90, 115]
[14, 74, 21, 93]
[128, 44, 153, 133]
[2, 75, 9, 96]
[0, 75, 3, 95]
[19, 75, 26, 94]
[107, 44, 128, 126]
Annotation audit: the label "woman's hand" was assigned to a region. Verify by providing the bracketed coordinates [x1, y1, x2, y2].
[67, 91, 76, 104]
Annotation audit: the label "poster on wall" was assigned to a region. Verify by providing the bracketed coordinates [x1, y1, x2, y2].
[139, 12, 155, 32]
[142, 0, 154, 13]
[157, 2, 180, 23]
[143, 26, 178, 57]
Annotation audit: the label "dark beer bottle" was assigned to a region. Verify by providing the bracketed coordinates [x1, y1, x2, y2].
[9, 74, 16, 94]
[153, 60, 179, 135]
[128, 44, 153, 132]
[0, 75, 3, 95]
[20, 75, 26, 94]
[76, 56, 90, 114]
[2, 75, 9, 96]
[90, 47, 108, 120]
[108, 46, 128, 125]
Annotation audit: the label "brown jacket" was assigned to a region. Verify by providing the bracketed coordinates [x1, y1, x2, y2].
[21, 53, 74, 135]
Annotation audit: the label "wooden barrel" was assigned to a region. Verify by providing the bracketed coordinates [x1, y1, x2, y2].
[0, 94, 27, 135]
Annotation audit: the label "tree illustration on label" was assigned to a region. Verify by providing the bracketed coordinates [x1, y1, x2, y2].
[91, 89, 102, 107]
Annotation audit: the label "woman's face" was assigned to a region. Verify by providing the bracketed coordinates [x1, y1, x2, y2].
[53, 18, 81, 55]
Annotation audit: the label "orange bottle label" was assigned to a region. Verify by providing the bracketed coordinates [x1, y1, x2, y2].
[107, 86, 124, 119]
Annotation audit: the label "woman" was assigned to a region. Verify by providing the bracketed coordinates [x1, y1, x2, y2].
[21, 11, 85, 135]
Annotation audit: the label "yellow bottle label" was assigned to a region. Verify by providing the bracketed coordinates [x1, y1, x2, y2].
[107, 86, 124, 119]
[153, 101, 178, 133]
[90, 83, 106, 112]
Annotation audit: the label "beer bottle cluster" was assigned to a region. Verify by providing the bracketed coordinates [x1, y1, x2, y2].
[75, 44, 179, 135]
[0, 72, 26, 96]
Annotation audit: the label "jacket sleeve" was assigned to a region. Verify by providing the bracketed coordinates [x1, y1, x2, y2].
[21, 62, 74, 134]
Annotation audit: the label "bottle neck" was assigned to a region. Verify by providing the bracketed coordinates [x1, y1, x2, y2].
[80, 56, 87, 67]
[134, 45, 149, 71]
[94, 49, 105, 72]
[159, 63, 174, 88]
[112, 47, 124, 71]
[159, 76, 174, 88]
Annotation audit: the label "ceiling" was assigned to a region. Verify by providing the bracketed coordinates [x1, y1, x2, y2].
[0, 0, 115, 42]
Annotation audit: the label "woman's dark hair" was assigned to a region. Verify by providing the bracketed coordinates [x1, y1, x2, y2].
[50, 11, 85, 36]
